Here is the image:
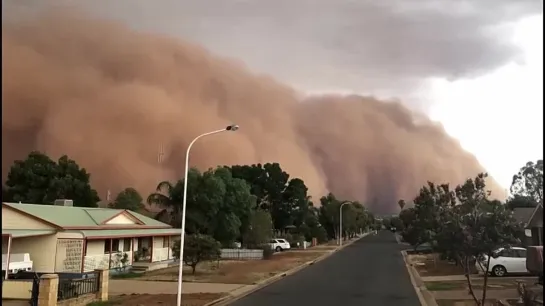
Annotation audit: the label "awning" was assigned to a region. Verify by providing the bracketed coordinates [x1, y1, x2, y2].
[79, 228, 182, 239]
[1, 229, 57, 238]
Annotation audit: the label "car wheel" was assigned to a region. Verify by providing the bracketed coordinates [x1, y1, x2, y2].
[275, 246, 282, 252]
[492, 265, 507, 277]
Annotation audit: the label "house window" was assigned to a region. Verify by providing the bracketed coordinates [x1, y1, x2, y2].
[123, 238, 131, 252]
[104, 239, 120, 254]
[163, 236, 169, 248]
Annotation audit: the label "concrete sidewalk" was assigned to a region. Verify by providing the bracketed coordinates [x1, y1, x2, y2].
[109, 279, 255, 295]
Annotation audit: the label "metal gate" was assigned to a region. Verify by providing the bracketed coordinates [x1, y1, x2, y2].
[30, 276, 40, 306]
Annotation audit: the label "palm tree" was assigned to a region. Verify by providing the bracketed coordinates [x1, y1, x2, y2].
[147, 180, 184, 227]
[398, 199, 406, 210]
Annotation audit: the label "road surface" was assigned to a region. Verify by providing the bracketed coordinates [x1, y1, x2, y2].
[230, 231, 420, 306]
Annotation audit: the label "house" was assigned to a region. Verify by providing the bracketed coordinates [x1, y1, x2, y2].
[513, 203, 543, 246]
[1, 200, 182, 276]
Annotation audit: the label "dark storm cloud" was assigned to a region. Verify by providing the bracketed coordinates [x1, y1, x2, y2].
[57, 0, 542, 96]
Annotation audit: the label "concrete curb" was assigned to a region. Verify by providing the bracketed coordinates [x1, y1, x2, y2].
[401, 250, 438, 306]
[204, 233, 370, 306]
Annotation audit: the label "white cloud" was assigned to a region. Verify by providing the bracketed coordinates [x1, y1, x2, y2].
[428, 14, 543, 189]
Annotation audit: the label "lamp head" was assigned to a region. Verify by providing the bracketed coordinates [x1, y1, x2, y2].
[226, 124, 239, 131]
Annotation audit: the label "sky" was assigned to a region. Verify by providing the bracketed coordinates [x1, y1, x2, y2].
[5, 0, 544, 190]
[429, 14, 543, 189]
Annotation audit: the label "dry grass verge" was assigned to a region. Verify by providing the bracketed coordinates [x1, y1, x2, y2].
[89, 293, 225, 306]
[410, 254, 478, 277]
[139, 250, 330, 284]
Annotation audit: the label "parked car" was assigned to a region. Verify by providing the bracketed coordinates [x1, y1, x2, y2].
[476, 247, 529, 277]
[269, 239, 291, 252]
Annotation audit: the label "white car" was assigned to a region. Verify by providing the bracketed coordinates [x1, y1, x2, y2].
[269, 239, 291, 252]
[476, 247, 529, 277]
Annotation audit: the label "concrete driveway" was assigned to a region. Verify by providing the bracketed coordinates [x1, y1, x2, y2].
[230, 231, 420, 306]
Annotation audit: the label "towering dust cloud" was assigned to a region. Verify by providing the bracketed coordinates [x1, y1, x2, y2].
[1, 10, 505, 213]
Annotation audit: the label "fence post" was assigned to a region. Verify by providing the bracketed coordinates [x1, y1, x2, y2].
[37, 274, 58, 306]
[95, 269, 109, 301]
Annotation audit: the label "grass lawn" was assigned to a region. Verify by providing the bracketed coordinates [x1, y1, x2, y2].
[87, 293, 226, 306]
[410, 253, 478, 277]
[115, 249, 331, 284]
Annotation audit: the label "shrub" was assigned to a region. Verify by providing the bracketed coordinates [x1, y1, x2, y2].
[172, 234, 221, 275]
[311, 226, 328, 244]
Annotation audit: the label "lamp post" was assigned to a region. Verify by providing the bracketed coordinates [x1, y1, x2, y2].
[339, 201, 351, 247]
[176, 124, 239, 306]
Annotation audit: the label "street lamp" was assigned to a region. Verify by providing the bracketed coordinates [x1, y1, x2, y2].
[176, 124, 239, 306]
[339, 201, 351, 247]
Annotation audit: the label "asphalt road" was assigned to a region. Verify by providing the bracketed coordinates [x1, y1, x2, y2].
[230, 231, 421, 306]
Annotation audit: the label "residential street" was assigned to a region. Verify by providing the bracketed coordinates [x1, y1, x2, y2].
[231, 231, 420, 306]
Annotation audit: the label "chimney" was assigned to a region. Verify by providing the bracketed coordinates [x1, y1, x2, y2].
[54, 199, 74, 207]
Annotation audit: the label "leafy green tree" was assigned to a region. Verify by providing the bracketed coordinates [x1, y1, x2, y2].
[109, 188, 144, 211]
[317, 194, 369, 240]
[2, 185, 8, 201]
[228, 163, 311, 232]
[172, 234, 221, 275]
[399, 207, 416, 229]
[206, 167, 255, 246]
[398, 182, 456, 251]
[243, 210, 273, 248]
[318, 193, 342, 239]
[506, 195, 539, 210]
[4, 151, 100, 207]
[435, 173, 522, 306]
[389, 216, 404, 231]
[148, 167, 255, 246]
[510, 160, 543, 204]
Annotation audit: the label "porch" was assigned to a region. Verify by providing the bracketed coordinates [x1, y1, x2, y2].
[82, 235, 178, 272]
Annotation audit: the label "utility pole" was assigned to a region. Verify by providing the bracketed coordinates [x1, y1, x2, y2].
[158, 144, 165, 165]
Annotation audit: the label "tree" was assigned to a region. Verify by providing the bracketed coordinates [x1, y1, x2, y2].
[398, 199, 406, 210]
[147, 175, 186, 227]
[435, 173, 522, 306]
[399, 207, 416, 229]
[318, 193, 342, 240]
[398, 182, 456, 252]
[148, 167, 255, 246]
[510, 160, 543, 204]
[172, 234, 221, 275]
[4, 151, 100, 207]
[506, 195, 538, 210]
[227, 163, 312, 232]
[109, 188, 144, 211]
[242, 210, 273, 248]
[389, 216, 404, 232]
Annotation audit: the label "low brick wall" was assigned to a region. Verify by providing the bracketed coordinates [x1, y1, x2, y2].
[37, 269, 109, 306]
[2, 280, 33, 299]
